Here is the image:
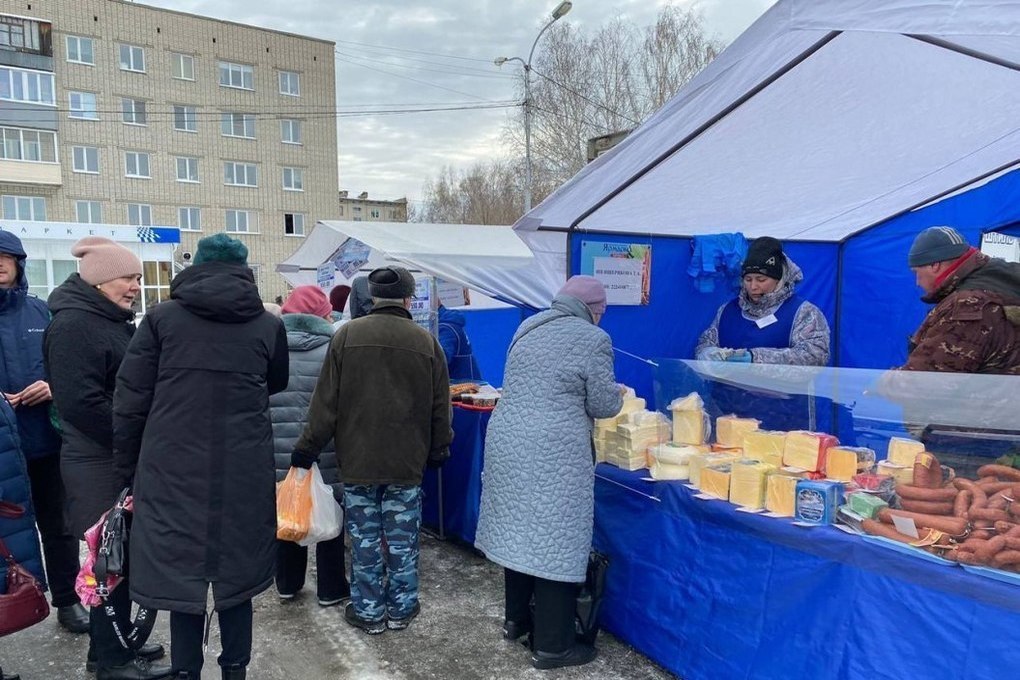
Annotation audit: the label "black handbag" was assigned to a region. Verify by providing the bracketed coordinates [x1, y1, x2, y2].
[575, 550, 609, 645]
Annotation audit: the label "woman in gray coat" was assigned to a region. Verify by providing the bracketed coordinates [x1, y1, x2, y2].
[476, 275, 623, 671]
[271, 286, 349, 606]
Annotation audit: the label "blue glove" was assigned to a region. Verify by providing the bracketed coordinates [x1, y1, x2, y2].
[696, 347, 728, 362]
[725, 350, 753, 363]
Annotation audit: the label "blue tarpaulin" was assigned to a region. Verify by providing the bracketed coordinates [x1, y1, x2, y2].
[594, 464, 1020, 680]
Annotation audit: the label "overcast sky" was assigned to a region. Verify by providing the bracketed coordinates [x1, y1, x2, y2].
[145, 0, 775, 205]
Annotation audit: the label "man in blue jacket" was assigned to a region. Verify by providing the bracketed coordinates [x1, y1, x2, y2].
[438, 305, 482, 382]
[0, 231, 87, 634]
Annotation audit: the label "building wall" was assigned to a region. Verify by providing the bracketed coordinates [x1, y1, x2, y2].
[0, 0, 339, 301]
[338, 196, 408, 222]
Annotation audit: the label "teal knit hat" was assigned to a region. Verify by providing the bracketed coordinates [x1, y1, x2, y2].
[192, 233, 248, 266]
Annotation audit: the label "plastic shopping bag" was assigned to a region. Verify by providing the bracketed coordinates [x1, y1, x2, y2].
[276, 467, 313, 542]
[299, 464, 343, 547]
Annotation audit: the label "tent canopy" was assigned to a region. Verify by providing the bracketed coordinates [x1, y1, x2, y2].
[514, 0, 1020, 243]
[276, 221, 562, 309]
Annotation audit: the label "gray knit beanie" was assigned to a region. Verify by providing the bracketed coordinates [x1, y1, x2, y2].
[908, 226, 970, 267]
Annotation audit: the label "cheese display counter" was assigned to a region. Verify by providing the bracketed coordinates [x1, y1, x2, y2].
[593, 360, 1020, 680]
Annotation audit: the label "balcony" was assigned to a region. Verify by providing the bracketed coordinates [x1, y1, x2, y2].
[0, 15, 52, 71]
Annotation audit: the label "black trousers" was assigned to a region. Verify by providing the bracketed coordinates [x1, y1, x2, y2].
[89, 583, 136, 668]
[26, 453, 80, 607]
[170, 600, 253, 674]
[275, 535, 349, 601]
[504, 568, 579, 654]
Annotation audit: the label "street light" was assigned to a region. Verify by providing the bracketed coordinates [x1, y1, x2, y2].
[495, 1, 573, 213]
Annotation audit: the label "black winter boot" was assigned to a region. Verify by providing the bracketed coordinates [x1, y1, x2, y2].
[221, 664, 246, 680]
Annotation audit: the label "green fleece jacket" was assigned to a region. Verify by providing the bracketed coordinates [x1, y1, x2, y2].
[294, 301, 452, 485]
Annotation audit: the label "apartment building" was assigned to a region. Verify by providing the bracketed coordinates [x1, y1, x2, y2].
[338, 190, 408, 222]
[0, 0, 338, 302]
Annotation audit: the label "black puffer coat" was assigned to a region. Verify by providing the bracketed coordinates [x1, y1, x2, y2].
[113, 262, 288, 614]
[270, 313, 340, 499]
[44, 274, 136, 537]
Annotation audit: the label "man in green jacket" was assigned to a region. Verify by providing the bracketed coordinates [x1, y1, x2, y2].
[292, 266, 452, 635]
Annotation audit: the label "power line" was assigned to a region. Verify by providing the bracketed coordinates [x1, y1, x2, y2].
[531, 67, 641, 126]
[333, 48, 513, 79]
[333, 38, 496, 64]
[333, 53, 494, 102]
[334, 49, 513, 81]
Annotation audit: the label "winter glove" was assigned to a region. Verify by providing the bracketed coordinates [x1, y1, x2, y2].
[427, 448, 450, 469]
[290, 449, 318, 470]
[725, 350, 753, 363]
[696, 347, 728, 362]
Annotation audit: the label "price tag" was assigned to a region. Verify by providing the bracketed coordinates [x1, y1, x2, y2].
[735, 506, 764, 514]
[891, 515, 920, 539]
[693, 493, 720, 500]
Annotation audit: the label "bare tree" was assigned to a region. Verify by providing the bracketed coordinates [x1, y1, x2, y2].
[416, 158, 536, 225]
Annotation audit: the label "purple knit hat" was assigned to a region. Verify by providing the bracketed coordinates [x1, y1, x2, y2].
[558, 275, 607, 315]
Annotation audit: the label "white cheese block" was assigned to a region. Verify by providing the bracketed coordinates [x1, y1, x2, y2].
[716, 416, 760, 448]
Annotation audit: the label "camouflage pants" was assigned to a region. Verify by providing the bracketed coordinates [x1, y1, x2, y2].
[344, 484, 421, 621]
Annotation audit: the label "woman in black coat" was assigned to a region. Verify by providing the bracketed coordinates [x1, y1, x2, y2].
[114, 234, 288, 680]
[44, 237, 168, 680]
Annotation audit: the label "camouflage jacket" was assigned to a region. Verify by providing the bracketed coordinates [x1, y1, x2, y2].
[903, 251, 1020, 374]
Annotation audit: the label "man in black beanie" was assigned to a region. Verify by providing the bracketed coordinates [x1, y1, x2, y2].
[292, 266, 452, 635]
[901, 226, 1020, 373]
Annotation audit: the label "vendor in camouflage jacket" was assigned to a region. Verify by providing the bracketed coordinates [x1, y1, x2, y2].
[903, 226, 1020, 375]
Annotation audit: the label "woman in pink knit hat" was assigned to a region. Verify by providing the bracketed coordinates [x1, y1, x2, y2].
[44, 238, 168, 679]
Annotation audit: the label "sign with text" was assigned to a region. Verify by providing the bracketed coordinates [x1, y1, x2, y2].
[981, 231, 1020, 263]
[580, 241, 651, 305]
[316, 261, 335, 290]
[329, 237, 372, 279]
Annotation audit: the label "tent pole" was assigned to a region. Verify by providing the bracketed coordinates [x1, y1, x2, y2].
[906, 35, 1020, 73]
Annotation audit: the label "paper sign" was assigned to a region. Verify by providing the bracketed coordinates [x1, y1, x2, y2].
[762, 512, 788, 519]
[981, 231, 1020, 263]
[329, 238, 371, 279]
[593, 256, 644, 306]
[791, 521, 820, 527]
[316, 261, 334, 290]
[891, 515, 920, 539]
[683, 484, 699, 490]
[735, 506, 764, 514]
[694, 493, 721, 500]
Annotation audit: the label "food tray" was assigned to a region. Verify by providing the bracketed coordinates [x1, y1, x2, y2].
[860, 534, 958, 566]
[961, 563, 1020, 586]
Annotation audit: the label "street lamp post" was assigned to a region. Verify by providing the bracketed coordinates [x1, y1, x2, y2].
[495, 1, 572, 213]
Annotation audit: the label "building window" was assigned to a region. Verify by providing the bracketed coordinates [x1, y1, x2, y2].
[66, 36, 95, 65]
[173, 105, 197, 133]
[127, 203, 152, 226]
[221, 113, 255, 139]
[118, 44, 145, 73]
[218, 61, 253, 90]
[278, 71, 300, 96]
[171, 53, 195, 81]
[284, 213, 305, 236]
[2, 195, 46, 221]
[76, 200, 102, 223]
[72, 146, 99, 173]
[125, 151, 151, 179]
[0, 67, 56, 106]
[282, 167, 304, 191]
[26, 259, 75, 299]
[121, 98, 147, 126]
[224, 162, 257, 187]
[178, 207, 201, 232]
[142, 261, 172, 311]
[69, 91, 98, 120]
[388, 209, 398, 219]
[338, 205, 344, 216]
[0, 17, 47, 55]
[225, 209, 256, 233]
[0, 127, 57, 163]
[280, 119, 302, 145]
[175, 156, 199, 183]
[370, 209, 380, 219]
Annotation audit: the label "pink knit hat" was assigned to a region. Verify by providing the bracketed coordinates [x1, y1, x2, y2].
[558, 275, 607, 315]
[282, 285, 332, 318]
[70, 237, 143, 286]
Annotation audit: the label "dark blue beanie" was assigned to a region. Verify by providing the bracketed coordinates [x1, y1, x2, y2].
[908, 227, 969, 267]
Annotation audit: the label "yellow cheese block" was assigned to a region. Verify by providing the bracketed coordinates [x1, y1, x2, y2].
[670, 393, 708, 446]
[620, 396, 647, 415]
[887, 437, 925, 467]
[700, 465, 732, 500]
[765, 473, 799, 516]
[742, 430, 787, 468]
[825, 447, 858, 482]
[650, 460, 689, 480]
[877, 460, 914, 485]
[730, 460, 775, 509]
[690, 453, 739, 488]
[649, 443, 705, 466]
[716, 416, 760, 448]
[782, 431, 837, 472]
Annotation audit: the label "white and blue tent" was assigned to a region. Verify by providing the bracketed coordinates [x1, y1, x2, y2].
[510, 0, 1020, 395]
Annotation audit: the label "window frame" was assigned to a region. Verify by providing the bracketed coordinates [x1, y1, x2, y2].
[124, 151, 151, 179]
[121, 97, 147, 126]
[172, 104, 197, 133]
[218, 61, 254, 91]
[71, 145, 99, 174]
[178, 206, 202, 232]
[118, 43, 146, 73]
[127, 203, 153, 226]
[0, 126, 57, 163]
[175, 156, 200, 183]
[68, 91, 99, 120]
[220, 112, 256, 140]
[0, 66, 56, 106]
[225, 209, 257, 234]
[1, 195, 46, 221]
[223, 161, 258, 188]
[282, 167, 304, 192]
[76, 200, 102, 223]
[171, 52, 195, 81]
[284, 212, 306, 237]
[280, 118, 302, 145]
[65, 35, 95, 66]
[278, 70, 300, 96]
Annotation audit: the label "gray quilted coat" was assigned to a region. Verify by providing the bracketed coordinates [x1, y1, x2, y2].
[270, 313, 340, 498]
[475, 294, 622, 582]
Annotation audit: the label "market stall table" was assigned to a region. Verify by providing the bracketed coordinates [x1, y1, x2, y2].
[593, 463, 1020, 680]
[422, 406, 489, 544]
